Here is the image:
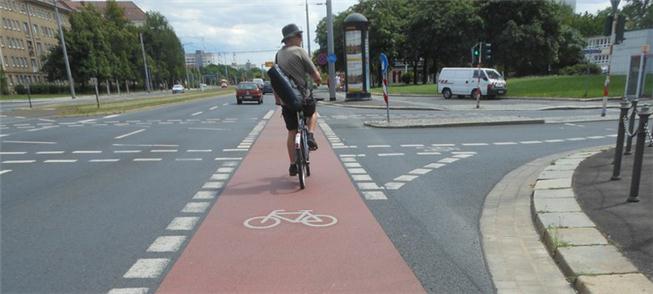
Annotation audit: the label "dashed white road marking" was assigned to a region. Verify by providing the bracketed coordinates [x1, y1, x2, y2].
[362, 191, 388, 200]
[0, 152, 26, 155]
[37, 151, 65, 154]
[209, 106, 219, 110]
[463, 143, 489, 146]
[394, 175, 418, 182]
[175, 158, 203, 161]
[384, 182, 405, 190]
[77, 119, 97, 123]
[108, 288, 149, 294]
[0, 170, 12, 175]
[193, 190, 218, 200]
[351, 174, 372, 181]
[545, 139, 565, 143]
[27, 125, 58, 132]
[44, 159, 77, 163]
[216, 167, 234, 173]
[89, 159, 120, 162]
[123, 258, 170, 278]
[0, 134, 10, 138]
[191, 111, 203, 116]
[133, 158, 162, 162]
[409, 168, 431, 175]
[205, 178, 227, 186]
[2, 160, 35, 164]
[181, 202, 211, 213]
[417, 152, 441, 155]
[587, 136, 606, 139]
[357, 182, 383, 190]
[348, 168, 367, 174]
[344, 162, 361, 168]
[72, 150, 102, 154]
[494, 142, 517, 145]
[114, 129, 146, 139]
[378, 153, 404, 157]
[114, 150, 141, 153]
[215, 157, 242, 161]
[223, 149, 248, 152]
[147, 236, 186, 253]
[166, 217, 199, 231]
[565, 137, 586, 141]
[520, 140, 542, 144]
[150, 149, 178, 153]
[438, 158, 459, 163]
[187, 149, 212, 153]
[367, 145, 391, 148]
[400, 144, 424, 147]
[424, 163, 446, 169]
[432, 144, 455, 147]
[103, 114, 121, 119]
[3, 140, 56, 144]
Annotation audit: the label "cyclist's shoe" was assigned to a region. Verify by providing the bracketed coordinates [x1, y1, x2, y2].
[289, 164, 298, 176]
[307, 132, 318, 150]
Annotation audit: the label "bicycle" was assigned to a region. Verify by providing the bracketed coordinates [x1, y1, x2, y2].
[243, 209, 338, 229]
[294, 88, 315, 189]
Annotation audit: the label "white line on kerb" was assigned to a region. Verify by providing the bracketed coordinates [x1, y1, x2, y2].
[191, 111, 203, 116]
[115, 129, 145, 139]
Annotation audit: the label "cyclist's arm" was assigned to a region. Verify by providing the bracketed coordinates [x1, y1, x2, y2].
[309, 69, 321, 86]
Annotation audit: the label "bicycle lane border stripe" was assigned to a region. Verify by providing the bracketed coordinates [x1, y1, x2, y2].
[156, 107, 425, 293]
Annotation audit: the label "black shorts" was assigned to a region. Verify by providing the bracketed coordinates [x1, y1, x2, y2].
[281, 100, 316, 131]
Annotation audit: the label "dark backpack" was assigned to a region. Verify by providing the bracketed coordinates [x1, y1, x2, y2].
[267, 64, 304, 111]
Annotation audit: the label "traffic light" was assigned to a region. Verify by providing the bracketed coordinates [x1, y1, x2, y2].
[472, 44, 480, 66]
[615, 15, 625, 44]
[483, 43, 492, 64]
[604, 15, 613, 36]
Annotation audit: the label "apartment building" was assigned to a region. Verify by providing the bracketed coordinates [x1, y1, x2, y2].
[62, 0, 145, 27]
[0, 0, 73, 88]
[185, 50, 218, 68]
[584, 28, 653, 75]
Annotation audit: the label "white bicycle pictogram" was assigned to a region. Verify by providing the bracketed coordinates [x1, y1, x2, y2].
[244, 209, 338, 229]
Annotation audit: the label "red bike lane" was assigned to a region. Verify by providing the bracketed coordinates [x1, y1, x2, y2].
[156, 108, 424, 293]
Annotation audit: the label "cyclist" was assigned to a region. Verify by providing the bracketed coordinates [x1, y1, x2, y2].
[274, 23, 321, 176]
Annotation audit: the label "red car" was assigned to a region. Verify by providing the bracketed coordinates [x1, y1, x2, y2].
[236, 82, 263, 104]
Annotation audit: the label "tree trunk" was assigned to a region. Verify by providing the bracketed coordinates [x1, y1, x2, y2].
[125, 80, 130, 94]
[412, 57, 418, 85]
[422, 55, 429, 84]
[105, 80, 110, 95]
[116, 79, 121, 95]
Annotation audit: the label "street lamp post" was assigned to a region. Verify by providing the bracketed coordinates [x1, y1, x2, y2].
[53, 0, 75, 99]
[602, 0, 620, 116]
[327, 0, 336, 101]
[305, 0, 311, 57]
[140, 32, 152, 93]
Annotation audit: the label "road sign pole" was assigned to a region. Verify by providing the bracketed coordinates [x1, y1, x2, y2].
[602, 0, 621, 117]
[326, 0, 336, 101]
[476, 41, 482, 109]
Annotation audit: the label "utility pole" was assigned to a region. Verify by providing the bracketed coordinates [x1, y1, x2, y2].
[305, 0, 311, 57]
[140, 32, 151, 93]
[602, 0, 620, 116]
[53, 0, 75, 98]
[327, 0, 336, 101]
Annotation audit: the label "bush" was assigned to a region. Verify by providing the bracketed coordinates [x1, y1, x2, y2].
[560, 63, 601, 75]
[401, 72, 413, 84]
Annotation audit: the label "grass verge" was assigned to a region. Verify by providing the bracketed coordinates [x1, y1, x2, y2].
[54, 88, 233, 116]
[371, 74, 640, 98]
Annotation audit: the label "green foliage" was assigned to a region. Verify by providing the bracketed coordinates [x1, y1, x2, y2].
[0, 67, 8, 95]
[42, 2, 184, 90]
[621, 0, 653, 30]
[559, 63, 602, 75]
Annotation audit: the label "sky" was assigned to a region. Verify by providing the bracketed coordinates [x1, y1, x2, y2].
[133, 0, 621, 67]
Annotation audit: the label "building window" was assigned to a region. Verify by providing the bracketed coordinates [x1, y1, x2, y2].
[23, 21, 28, 33]
[37, 42, 42, 54]
[32, 24, 38, 36]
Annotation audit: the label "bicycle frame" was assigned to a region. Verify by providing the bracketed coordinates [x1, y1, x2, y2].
[262, 209, 315, 223]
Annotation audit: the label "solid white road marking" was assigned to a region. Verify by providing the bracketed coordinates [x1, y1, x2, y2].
[77, 119, 97, 123]
[2, 140, 56, 144]
[38, 118, 56, 122]
[0, 170, 12, 175]
[401, 144, 424, 147]
[114, 129, 146, 139]
[566, 137, 586, 141]
[123, 258, 169, 278]
[545, 139, 565, 143]
[191, 111, 203, 116]
[0, 134, 10, 138]
[147, 236, 186, 253]
[44, 159, 77, 163]
[89, 159, 120, 162]
[453, 154, 474, 158]
[193, 190, 218, 200]
[362, 191, 388, 200]
[588, 136, 606, 139]
[263, 110, 274, 120]
[432, 144, 455, 147]
[463, 143, 489, 146]
[133, 158, 162, 162]
[181, 202, 211, 213]
[107, 288, 149, 294]
[0, 152, 27, 155]
[166, 217, 199, 231]
[209, 106, 219, 110]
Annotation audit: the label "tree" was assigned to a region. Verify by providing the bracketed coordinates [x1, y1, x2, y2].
[141, 12, 186, 88]
[0, 67, 8, 95]
[621, 0, 653, 30]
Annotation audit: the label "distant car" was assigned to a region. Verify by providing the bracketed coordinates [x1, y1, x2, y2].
[171, 84, 185, 94]
[262, 81, 273, 94]
[236, 82, 263, 104]
[253, 78, 264, 89]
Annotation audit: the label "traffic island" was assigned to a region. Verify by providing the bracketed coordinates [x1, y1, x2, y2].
[531, 147, 653, 293]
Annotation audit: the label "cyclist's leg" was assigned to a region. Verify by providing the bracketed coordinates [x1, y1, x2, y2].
[281, 107, 300, 175]
[303, 101, 318, 150]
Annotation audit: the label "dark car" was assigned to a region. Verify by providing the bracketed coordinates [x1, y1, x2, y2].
[262, 81, 273, 94]
[236, 82, 263, 104]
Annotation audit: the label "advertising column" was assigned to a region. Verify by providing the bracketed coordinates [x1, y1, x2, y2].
[343, 13, 371, 101]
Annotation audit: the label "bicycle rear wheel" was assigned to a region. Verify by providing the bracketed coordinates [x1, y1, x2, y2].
[296, 149, 306, 189]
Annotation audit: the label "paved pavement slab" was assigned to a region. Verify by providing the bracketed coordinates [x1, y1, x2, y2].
[551, 228, 609, 246]
[556, 245, 638, 276]
[537, 212, 595, 228]
[576, 273, 653, 294]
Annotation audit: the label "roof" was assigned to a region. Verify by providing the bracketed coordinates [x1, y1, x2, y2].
[63, 1, 146, 23]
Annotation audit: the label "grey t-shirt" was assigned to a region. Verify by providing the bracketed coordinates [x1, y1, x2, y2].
[275, 45, 317, 90]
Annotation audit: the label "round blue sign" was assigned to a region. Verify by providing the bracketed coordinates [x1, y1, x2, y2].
[327, 53, 337, 64]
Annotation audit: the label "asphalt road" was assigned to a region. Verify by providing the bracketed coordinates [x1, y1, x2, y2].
[1, 94, 617, 293]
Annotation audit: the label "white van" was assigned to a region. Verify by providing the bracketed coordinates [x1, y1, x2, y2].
[437, 67, 507, 99]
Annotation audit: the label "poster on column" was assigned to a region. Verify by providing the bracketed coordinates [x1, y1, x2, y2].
[346, 30, 363, 93]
